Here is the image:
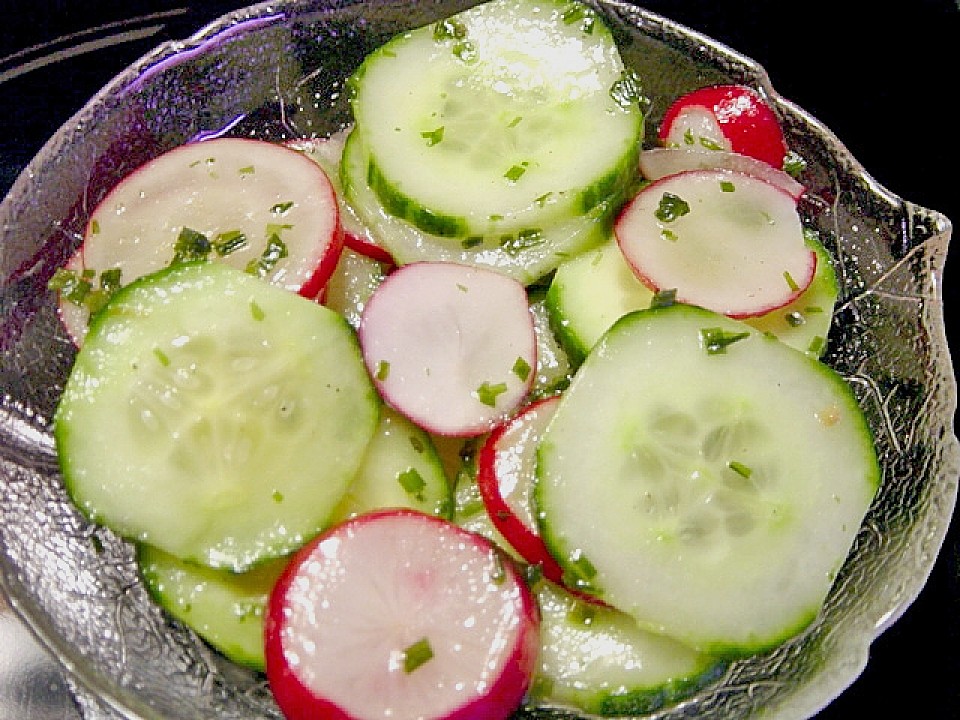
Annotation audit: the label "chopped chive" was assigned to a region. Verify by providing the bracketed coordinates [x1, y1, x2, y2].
[271, 201, 295, 215]
[433, 18, 467, 40]
[784, 311, 805, 327]
[728, 460, 753, 478]
[214, 230, 249, 257]
[420, 126, 445, 146]
[375, 360, 390, 381]
[272, 490, 284, 503]
[90, 219, 101, 235]
[609, 68, 648, 112]
[719, 179, 736, 192]
[512, 356, 532, 382]
[804, 305, 824, 314]
[562, 550, 599, 592]
[500, 227, 544, 256]
[650, 288, 677, 309]
[409, 435, 425, 453]
[808, 335, 826, 355]
[238, 165, 255, 175]
[265, 222, 294, 237]
[507, 116, 523, 128]
[683, 128, 695, 146]
[453, 40, 478, 63]
[99, 267, 123, 294]
[700, 326, 750, 354]
[245, 234, 288, 278]
[660, 228, 679, 242]
[782, 150, 807, 178]
[153, 348, 170, 367]
[461, 235, 483, 249]
[171, 227, 212, 264]
[783, 271, 800, 291]
[402, 637, 434, 673]
[398, 467, 426, 500]
[504, 162, 529, 183]
[250, 300, 265, 321]
[698, 136, 725, 151]
[655, 192, 690, 223]
[476, 381, 508, 407]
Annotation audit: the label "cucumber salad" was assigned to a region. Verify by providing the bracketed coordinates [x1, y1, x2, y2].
[49, 0, 881, 718]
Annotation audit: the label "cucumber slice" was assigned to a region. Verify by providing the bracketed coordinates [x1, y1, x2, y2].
[322, 247, 388, 330]
[546, 230, 837, 361]
[531, 580, 725, 716]
[330, 406, 454, 522]
[138, 544, 287, 670]
[55, 261, 380, 571]
[339, 131, 610, 284]
[535, 303, 880, 656]
[348, 0, 644, 240]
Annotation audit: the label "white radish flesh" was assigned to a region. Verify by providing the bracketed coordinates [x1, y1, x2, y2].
[359, 261, 537, 437]
[59, 137, 343, 344]
[639, 147, 805, 201]
[615, 168, 815, 319]
[264, 509, 540, 720]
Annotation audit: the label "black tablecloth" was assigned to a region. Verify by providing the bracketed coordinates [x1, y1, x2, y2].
[1, 1, 958, 717]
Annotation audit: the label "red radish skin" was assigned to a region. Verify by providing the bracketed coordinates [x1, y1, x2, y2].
[57, 137, 344, 345]
[638, 147, 805, 201]
[615, 168, 816, 319]
[286, 134, 397, 266]
[477, 396, 565, 583]
[658, 85, 787, 169]
[264, 509, 539, 720]
[359, 262, 537, 437]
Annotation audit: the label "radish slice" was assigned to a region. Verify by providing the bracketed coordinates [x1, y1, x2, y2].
[477, 396, 564, 583]
[264, 509, 540, 720]
[287, 133, 396, 266]
[658, 84, 787, 169]
[56, 137, 343, 344]
[615, 168, 816, 319]
[639, 147, 805, 201]
[359, 261, 537, 437]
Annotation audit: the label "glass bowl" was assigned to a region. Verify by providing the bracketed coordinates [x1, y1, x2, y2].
[0, 1, 956, 718]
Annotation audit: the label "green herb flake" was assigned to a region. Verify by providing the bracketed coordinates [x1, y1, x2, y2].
[609, 68, 649, 112]
[512, 356, 532, 382]
[433, 18, 467, 41]
[808, 335, 826, 355]
[398, 467, 426, 500]
[782, 150, 807, 178]
[563, 549, 599, 593]
[719, 179, 736, 192]
[245, 234, 289, 278]
[504, 162, 529, 183]
[500, 227, 544, 256]
[461, 235, 483, 249]
[660, 227, 679, 242]
[507, 116, 523, 128]
[698, 136, 725, 151]
[238, 165, 255, 176]
[375, 360, 390, 381]
[728, 460, 753, 479]
[171, 227, 212, 264]
[700, 326, 750, 355]
[409, 435, 425, 454]
[272, 490, 284, 503]
[568, 602, 597, 626]
[250, 301, 266, 321]
[783, 271, 800, 292]
[560, 3, 596, 33]
[402, 637, 434, 674]
[655, 192, 690, 223]
[650, 288, 677, 309]
[99, 267, 123, 294]
[214, 230, 249, 257]
[804, 305, 824, 314]
[90, 219, 101, 235]
[784, 311, 805, 327]
[476, 381, 508, 407]
[270, 201, 295, 215]
[453, 40, 478, 63]
[153, 348, 171, 367]
[420, 126, 445, 147]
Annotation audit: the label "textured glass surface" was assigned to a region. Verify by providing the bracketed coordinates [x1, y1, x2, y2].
[0, 1, 956, 719]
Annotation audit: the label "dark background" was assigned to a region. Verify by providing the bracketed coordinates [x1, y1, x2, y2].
[1, 0, 958, 717]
